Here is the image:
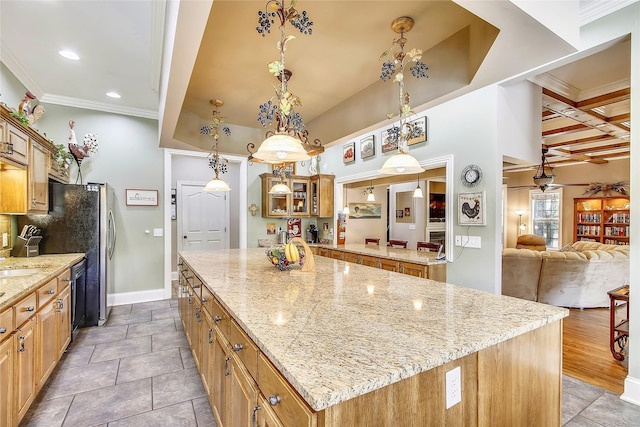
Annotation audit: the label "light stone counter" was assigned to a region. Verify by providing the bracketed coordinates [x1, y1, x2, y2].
[311, 242, 446, 265]
[180, 248, 568, 412]
[0, 254, 85, 309]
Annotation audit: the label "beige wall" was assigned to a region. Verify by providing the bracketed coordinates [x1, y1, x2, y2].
[504, 158, 630, 248]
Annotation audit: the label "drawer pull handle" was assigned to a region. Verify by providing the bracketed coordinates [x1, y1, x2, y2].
[233, 343, 243, 352]
[224, 356, 232, 376]
[46, 289, 55, 295]
[252, 406, 262, 427]
[21, 306, 35, 312]
[208, 328, 215, 344]
[213, 315, 222, 323]
[201, 297, 208, 303]
[0, 327, 6, 334]
[268, 394, 281, 406]
[195, 307, 202, 322]
[17, 336, 25, 352]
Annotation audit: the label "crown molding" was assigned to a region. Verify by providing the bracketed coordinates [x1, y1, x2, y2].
[0, 43, 45, 100]
[580, 0, 639, 26]
[40, 94, 158, 120]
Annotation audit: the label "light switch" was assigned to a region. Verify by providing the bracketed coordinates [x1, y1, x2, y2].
[153, 228, 163, 237]
[2, 233, 7, 247]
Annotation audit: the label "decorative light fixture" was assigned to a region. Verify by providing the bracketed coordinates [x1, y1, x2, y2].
[378, 16, 428, 175]
[363, 179, 376, 202]
[247, 1, 323, 165]
[533, 148, 555, 192]
[201, 99, 231, 192]
[268, 164, 293, 194]
[413, 174, 423, 199]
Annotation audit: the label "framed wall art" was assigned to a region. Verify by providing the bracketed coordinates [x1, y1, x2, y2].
[343, 141, 356, 164]
[126, 189, 158, 206]
[360, 135, 375, 159]
[458, 191, 486, 226]
[381, 126, 399, 153]
[348, 202, 382, 219]
[407, 116, 427, 146]
[271, 163, 296, 176]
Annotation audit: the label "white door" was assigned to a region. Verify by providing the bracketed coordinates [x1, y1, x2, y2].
[178, 181, 229, 251]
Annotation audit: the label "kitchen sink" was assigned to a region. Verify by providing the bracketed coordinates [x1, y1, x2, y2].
[0, 268, 45, 277]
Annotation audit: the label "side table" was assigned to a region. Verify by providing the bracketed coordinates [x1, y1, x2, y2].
[608, 284, 629, 361]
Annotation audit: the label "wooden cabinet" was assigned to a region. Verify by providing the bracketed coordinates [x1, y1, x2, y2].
[261, 173, 334, 218]
[14, 314, 37, 423]
[310, 174, 334, 218]
[48, 152, 70, 184]
[378, 258, 399, 272]
[1, 120, 29, 166]
[36, 299, 57, 390]
[28, 141, 49, 213]
[211, 327, 230, 427]
[228, 357, 258, 427]
[56, 286, 71, 359]
[574, 196, 629, 245]
[255, 394, 285, 427]
[0, 307, 14, 427]
[400, 262, 427, 278]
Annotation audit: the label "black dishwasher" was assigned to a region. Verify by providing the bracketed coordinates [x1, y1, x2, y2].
[70, 258, 87, 338]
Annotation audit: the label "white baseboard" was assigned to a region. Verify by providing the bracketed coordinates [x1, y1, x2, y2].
[621, 376, 640, 406]
[109, 289, 167, 306]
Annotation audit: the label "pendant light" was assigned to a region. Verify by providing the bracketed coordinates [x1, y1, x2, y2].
[201, 99, 231, 192]
[413, 174, 423, 198]
[377, 16, 428, 176]
[268, 164, 293, 195]
[342, 186, 350, 215]
[532, 148, 555, 192]
[366, 179, 375, 202]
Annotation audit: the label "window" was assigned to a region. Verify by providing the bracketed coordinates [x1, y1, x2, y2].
[529, 189, 562, 250]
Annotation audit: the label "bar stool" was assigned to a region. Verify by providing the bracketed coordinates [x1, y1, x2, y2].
[388, 240, 408, 248]
[417, 241, 441, 252]
[365, 238, 380, 245]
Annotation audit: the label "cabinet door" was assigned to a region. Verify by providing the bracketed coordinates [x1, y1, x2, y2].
[379, 258, 399, 272]
[212, 328, 231, 427]
[28, 141, 49, 213]
[57, 285, 72, 358]
[290, 178, 309, 217]
[262, 175, 290, 218]
[37, 301, 58, 390]
[228, 358, 257, 427]
[200, 310, 213, 395]
[191, 302, 203, 370]
[14, 316, 37, 424]
[3, 123, 29, 166]
[0, 336, 13, 427]
[255, 394, 284, 427]
[401, 262, 426, 278]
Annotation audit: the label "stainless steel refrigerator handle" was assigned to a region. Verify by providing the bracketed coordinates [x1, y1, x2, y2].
[108, 210, 116, 260]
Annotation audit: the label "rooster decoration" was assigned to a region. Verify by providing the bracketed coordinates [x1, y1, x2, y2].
[461, 198, 481, 219]
[68, 120, 98, 184]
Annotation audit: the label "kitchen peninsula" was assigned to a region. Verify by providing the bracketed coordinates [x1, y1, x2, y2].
[179, 249, 568, 426]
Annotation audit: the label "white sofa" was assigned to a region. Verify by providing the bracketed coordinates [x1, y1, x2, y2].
[502, 242, 629, 308]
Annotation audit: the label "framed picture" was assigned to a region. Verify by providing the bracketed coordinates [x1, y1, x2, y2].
[407, 116, 427, 146]
[126, 189, 158, 206]
[360, 135, 375, 159]
[267, 223, 276, 235]
[343, 142, 356, 164]
[271, 163, 296, 176]
[458, 191, 486, 226]
[381, 127, 399, 153]
[396, 209, 404, 218]
[404, 207, 411, 217]
[349, 203, 382, 219]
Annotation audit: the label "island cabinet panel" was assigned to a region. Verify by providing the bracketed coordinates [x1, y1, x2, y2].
[428, 264, 446, 283]
[211, 327, 231, 427]
[359, 255, 379, 268]
[229, 319, 259, 381]
[228, 358, 258, 427]
[477, 321, 562, 427]
[200, 309, 213, 396]
[378, 258, 399, 272]
[256, 394, 285, 427]
[0, 335, 13, 427]
[329, 250, 343, 260]
[400, 262, 427, 278]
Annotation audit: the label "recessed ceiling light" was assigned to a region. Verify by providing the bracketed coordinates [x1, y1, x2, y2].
[106, 92, 121, 99]
[58, 50, 79, 60]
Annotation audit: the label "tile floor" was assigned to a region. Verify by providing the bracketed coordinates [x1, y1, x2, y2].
[18, 298, 640, 427]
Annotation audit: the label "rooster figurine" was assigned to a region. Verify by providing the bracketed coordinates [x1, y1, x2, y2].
[68, 120, 98, 184]
[461, 198, 481, 219]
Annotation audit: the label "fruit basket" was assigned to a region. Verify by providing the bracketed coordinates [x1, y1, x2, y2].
[265, 237, 316, 274]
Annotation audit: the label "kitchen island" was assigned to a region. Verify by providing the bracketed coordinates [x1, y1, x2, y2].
[179, 248, 568, 426]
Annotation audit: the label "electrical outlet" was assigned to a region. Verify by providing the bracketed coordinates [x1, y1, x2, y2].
[455, 235, 462, 246]
[467, 236, 481, 248]
[153, 228, 163, 237]
[445, 366, 462, 409]
[2, 233, 7, 247]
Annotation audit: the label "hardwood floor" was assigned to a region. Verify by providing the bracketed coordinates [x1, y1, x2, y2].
[563, 307, 627, 394]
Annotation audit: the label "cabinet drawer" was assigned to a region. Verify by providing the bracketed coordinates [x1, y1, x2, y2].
[37, 278, 58, 308]
[0, 307, 13, 341]
[400, 262, 426, 278]
[360, 255, 379, 268]
[379, 258, 399, 272]
[229, 319, 258, 380]
[258, 352, 316, 427]
[201, 285, 214, 315]
[329, 250, 343, 260]
[190, 276, 202, 300]
[57, 268, 71, 293]
[14, 292, 37, 327]
[210, 296, 230, 338]
[343, 252, 359, 263]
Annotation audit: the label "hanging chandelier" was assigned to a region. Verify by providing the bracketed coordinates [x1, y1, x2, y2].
[533, 148, 555, 192]
[200, 99, 231, 192]
[378, 16, 428, 175]
[247, 0, 323, 165]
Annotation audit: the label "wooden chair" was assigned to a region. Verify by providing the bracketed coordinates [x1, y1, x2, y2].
[388, 239, 408, 248]
[417, 241, 441, 252]
[364, 238, 380, 245]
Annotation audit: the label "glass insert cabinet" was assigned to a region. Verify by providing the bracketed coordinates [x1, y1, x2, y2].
[260, 173, 334, 218]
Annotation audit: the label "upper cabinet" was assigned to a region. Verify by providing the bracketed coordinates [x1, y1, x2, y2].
[260, 173, 334, 218]
[0, 105, 68, 214]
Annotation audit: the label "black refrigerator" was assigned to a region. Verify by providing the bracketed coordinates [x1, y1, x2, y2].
[19, 182, 116, 327]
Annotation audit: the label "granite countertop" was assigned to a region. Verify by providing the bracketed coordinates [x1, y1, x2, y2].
[180, 248, 568, 412]
[0, 254, 85, 309]
[311, 243, 446, 265]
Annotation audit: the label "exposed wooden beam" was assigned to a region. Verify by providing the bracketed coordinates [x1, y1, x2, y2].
[542, 123, 588, 137]
[543, 134, 617, 147]
[577, 88, 630, 110]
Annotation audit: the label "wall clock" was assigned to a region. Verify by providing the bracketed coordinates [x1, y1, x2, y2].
[461, 164, 483, 187]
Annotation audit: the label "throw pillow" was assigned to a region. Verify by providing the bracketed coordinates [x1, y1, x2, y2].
[559, 243, 575, 252]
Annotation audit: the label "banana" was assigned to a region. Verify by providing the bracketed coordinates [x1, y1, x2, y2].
[284, 243, 292, 262]
[289, 243, 299, 262]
